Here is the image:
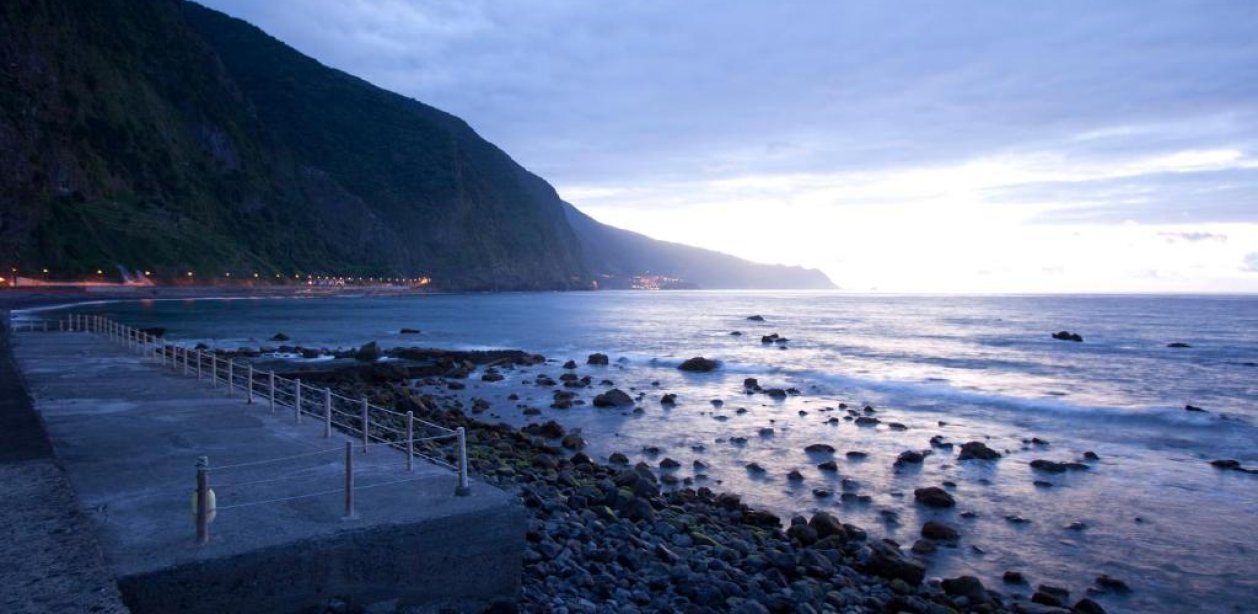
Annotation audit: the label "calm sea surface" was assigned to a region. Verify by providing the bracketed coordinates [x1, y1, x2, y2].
[26, 292, 1258, 612]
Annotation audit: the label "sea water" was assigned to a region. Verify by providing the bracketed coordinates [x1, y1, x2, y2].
[32, 292, 1258, 612]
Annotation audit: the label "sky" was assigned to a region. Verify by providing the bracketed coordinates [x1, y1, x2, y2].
[199, 0, 1258, 293]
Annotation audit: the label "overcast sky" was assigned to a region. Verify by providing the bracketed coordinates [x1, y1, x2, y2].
[199, 0, 1258, 292]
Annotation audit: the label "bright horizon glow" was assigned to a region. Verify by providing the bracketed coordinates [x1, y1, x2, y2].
[199, 0, 1258, 293]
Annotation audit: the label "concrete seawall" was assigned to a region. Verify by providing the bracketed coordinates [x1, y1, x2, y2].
[10, 329, 524, 613]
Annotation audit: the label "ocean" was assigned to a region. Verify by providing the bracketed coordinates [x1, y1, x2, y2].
[25, 291, 1258, 612]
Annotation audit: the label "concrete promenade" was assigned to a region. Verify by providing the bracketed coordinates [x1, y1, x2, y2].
[0, 318, 128, 614]
[9, 330, 524, 613]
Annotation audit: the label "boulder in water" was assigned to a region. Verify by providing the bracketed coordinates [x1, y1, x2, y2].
[1051, 331, 1084, 342]
[354, 341, 382, 362]
[914, 486, 955, 507]
[746, 315, 766, 322]
[593, 388, 634, 407]
[677, 356, 719, 372]
[958, 441, 1002, 461]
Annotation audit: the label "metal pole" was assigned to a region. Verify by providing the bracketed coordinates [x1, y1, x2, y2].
[268, 371, 276, 413]
[361, 397, 369, 453]
[211, 355, 218, 388]
[197, 350, 203, 380]
[226, 360, 234, 396]
[406, 411, 414, 472]
[195, 456, 210, 545]
[455, 427, 470, 496]
[246, 365, 254, 404]
[343, 441, 356, 519]
[294, 378, 302, 423]
[324, 389, 332, 438]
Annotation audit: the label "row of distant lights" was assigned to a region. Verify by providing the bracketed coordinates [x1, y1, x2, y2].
[2, 267, 430, 285]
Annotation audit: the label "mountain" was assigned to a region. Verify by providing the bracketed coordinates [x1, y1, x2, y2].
[0, 0, 835, 291]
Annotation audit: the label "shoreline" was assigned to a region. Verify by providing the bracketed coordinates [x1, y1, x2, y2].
[29, 294, 1256, 612]
[219, 342, 1121, 613]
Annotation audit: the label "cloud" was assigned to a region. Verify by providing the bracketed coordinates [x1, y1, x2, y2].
[194, 0, 1258, 291]
[1159, 232, 1228, 243]
[1244, 253, 1258, 272]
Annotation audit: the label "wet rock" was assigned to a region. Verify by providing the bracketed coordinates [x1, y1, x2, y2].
[710, 399, 724, 408]
[921, 521, 959, 541]
[854, 416, 879, 426]
[562, 360, 577, 369]
[817, 461, 838, 472]
[1030, 459, 1090, 473]
[1095, 575, 1132, 593]
[913, 487, 955, 508]
[787, 470, 804, 482]
[895, 450, 926, 466]
[354, 341, 383, 362]
[808, 511, 846, 540]
[659, 458, 681, 470]
[764, 388, 788, 400]
[1166, 342, 1191, 348]
[660, 393, 677, 406]
[1184, 404, 1207, 412]
[888, 422, 908, 431]
[1051, 331, 1084, 342]
[271, 332, 290, 342]
[845, 451, 869, 459]
[522, 420, 565, 439]
[399, 328, 421, 334]
[805, 444, 836, 454]
[561, 433, 586, 450]
[746, 315, 766, 321]
[593, 388, 634, 407]
[1002, 571, 1026, 584]
[862, 541, 926, 586]
[812, 488, 832, 498]
[743, 377, 760, 390]
[729, 331, 742, 336]
[678, 356, 720, 372]
[586, 353, 609, 366]
[941, 575, 988, 604]
[910, 540, 936, 555]
[745, 462, 767, 474]
[958, 441, 1002, 461]
[608, 452, 629, 465]
[1074, 598, 1108, 614]
[1031, 584, 1069, 607]
[1083, 450, 1100, 461]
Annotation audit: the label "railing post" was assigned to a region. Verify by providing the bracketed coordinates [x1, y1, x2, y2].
[197, 350, 203, 380]
[294, 378, 302, 423]
[195, 456, 210, 545]
[268, 371, 276, 413]
[406, 411, 414, 472]
[343, 441, 356, 520]
[211, 355, 218, 388]
[360, 396, 369, 453]
[226, 360, 234, 396]
[246, 364, 254, 404]
[324, 389, 332, 438]
[455, 427, 470, 496]
[183, 347, 190, 376]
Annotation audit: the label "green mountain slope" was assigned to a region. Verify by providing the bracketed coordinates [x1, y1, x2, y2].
[0, 0, 834, 290]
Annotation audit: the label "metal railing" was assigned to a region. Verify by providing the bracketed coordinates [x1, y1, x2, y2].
[11, 313, 472, 491]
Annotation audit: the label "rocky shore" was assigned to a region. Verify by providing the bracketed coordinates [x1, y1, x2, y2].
[215, 341, 1124, 614]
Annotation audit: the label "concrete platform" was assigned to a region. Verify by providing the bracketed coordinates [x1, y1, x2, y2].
[11, 331, 524, 613]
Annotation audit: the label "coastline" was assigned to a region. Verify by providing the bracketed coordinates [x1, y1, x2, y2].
[225, 342, 1118, 613]
[18, 293, 1255, 612]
